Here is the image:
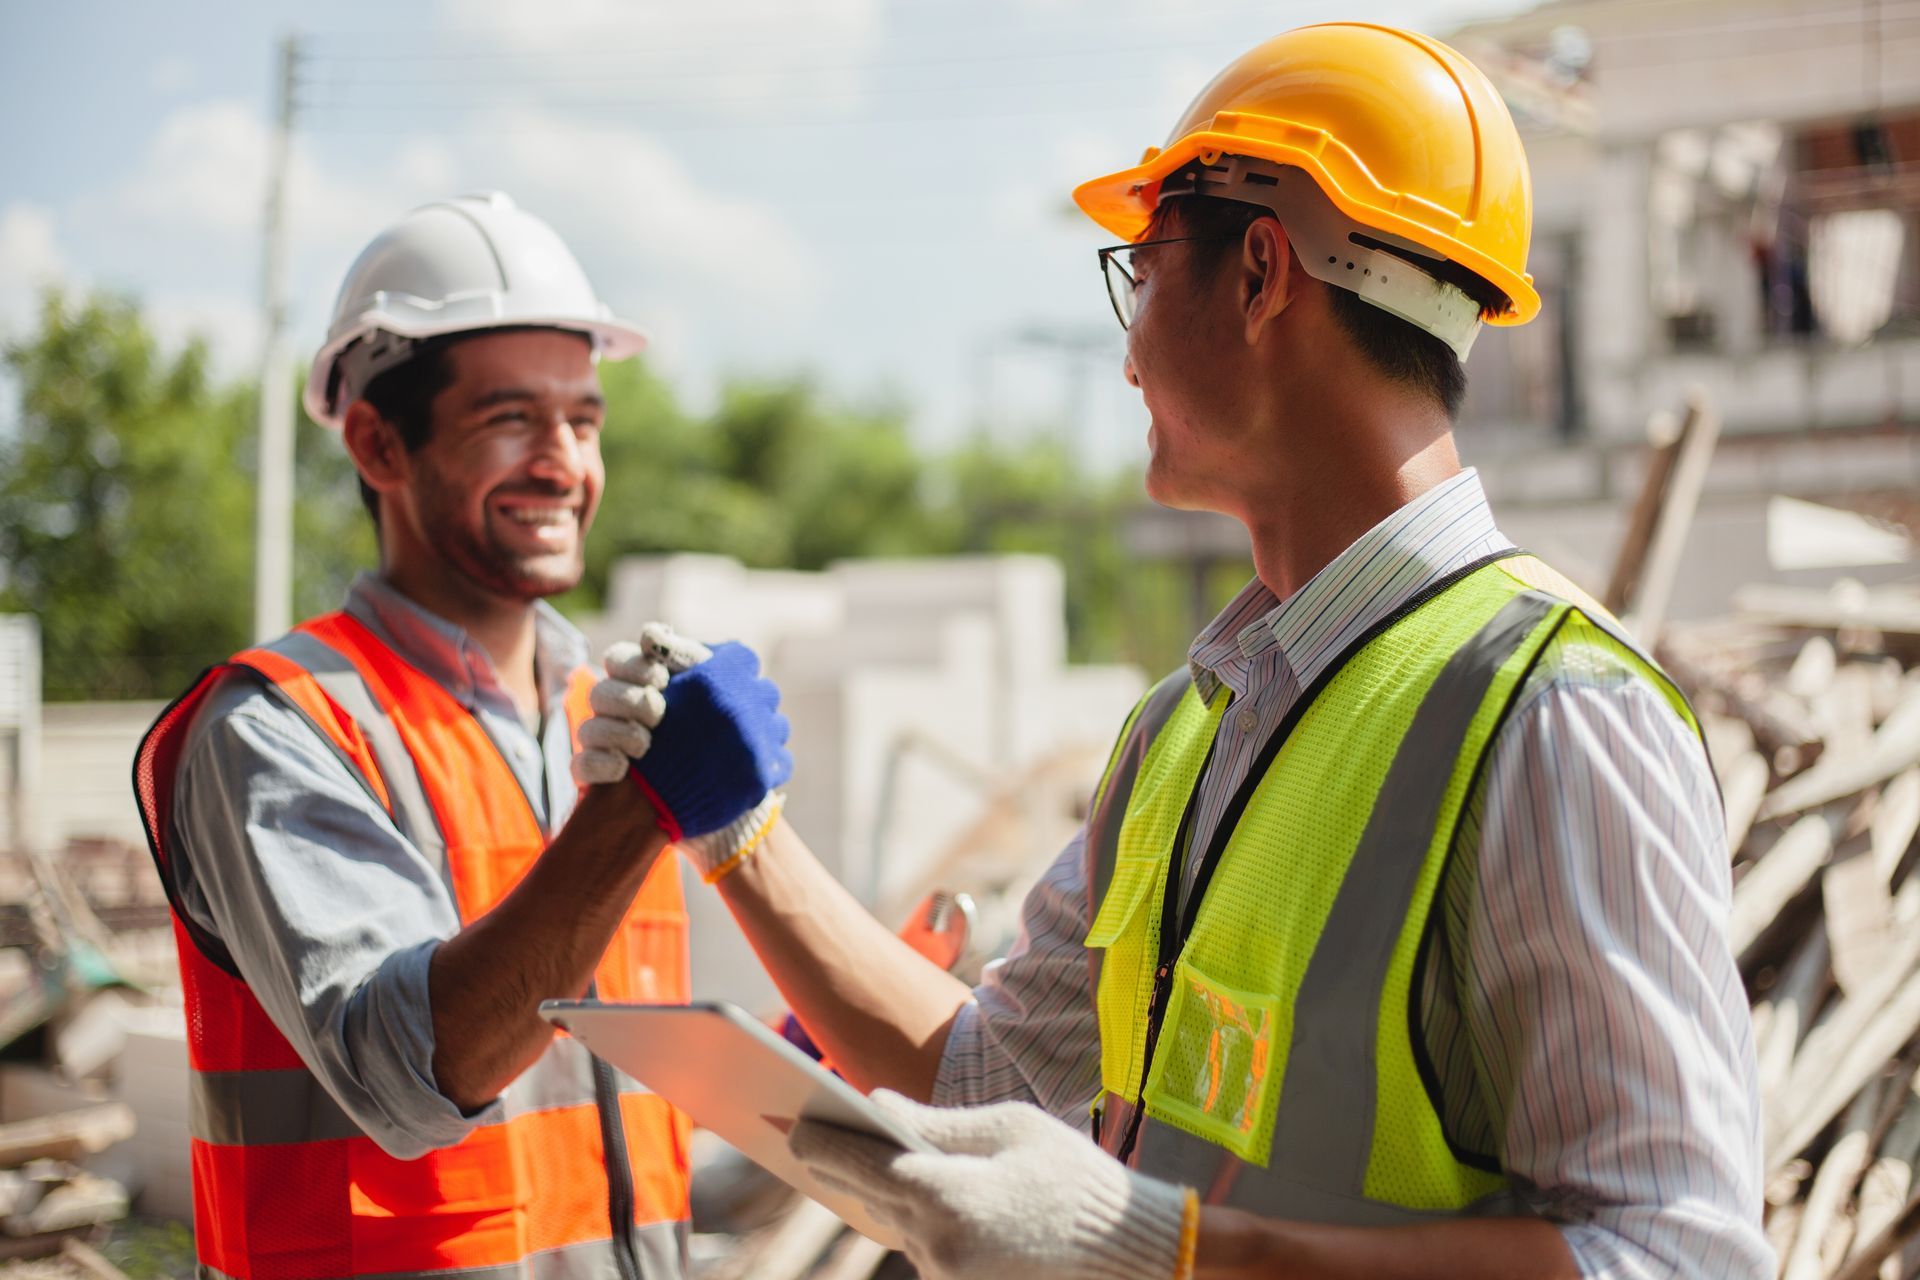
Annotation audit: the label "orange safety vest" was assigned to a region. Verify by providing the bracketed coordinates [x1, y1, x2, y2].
[133, 611, 692, 1280]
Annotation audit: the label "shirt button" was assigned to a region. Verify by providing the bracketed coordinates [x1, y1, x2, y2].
[1236, 708, 1258, 734]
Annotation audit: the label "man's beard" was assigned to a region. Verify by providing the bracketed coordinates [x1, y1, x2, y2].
[412, 465, 587, 602]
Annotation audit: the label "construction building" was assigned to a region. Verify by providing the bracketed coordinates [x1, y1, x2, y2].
[1453, 0, 1920, 598]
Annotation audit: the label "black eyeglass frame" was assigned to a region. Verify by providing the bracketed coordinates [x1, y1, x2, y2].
[1095, 233, 1246, 331]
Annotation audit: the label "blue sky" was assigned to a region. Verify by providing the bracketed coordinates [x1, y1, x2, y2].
[0, 0, 1530, 470]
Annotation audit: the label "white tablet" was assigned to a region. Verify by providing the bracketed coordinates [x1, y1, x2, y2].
[540, 998, 931, 1247]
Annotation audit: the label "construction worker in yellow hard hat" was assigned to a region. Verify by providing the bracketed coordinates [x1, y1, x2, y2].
[571, 24, 1771, 1279]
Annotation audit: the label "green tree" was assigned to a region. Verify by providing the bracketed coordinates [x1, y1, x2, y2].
[1, 292, 253, 699]
[707, 379, 934, 570]
[292, 385, 378, 622]
[2, 290, 1216, 698]
[937, 438, 1133, 665]
[566, 371, 940, 611]
[558, 355, 785, 614]
[0, 291, 374, 699]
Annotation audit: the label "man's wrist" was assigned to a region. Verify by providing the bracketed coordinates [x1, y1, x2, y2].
[1193, 1203, 1285, 1278]
[689, 792, 785, 883]
[626, 769, 684, 843]
[569, 782, 673, 872]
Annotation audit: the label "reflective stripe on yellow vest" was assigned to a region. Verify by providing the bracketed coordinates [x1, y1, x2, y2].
[1081, 554, 1699, 1226]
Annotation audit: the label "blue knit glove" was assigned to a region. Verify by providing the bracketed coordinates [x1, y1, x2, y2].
[629, 642, 792, 843]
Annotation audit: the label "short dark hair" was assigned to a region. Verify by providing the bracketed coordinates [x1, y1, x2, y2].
[353, 334, 462, 521]
[1158, 195, 1510, 420]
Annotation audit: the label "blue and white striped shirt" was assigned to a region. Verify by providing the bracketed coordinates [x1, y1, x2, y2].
[933, 469, 1772, 1279]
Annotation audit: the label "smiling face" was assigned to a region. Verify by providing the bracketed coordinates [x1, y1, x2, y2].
[386, 329, 606, 603]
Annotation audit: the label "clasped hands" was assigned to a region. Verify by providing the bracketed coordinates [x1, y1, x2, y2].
[571, 625, 1195, 1279]
[571, 623, 790, 882]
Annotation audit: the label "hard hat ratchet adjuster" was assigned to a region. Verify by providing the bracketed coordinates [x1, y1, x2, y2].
[1158, 157, 1485, 362]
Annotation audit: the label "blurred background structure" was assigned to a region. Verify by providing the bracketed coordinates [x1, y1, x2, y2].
[5, 0, 1920, 1275]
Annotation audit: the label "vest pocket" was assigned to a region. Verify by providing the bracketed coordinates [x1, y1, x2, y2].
[1141, 955, 1286, 1168]
[1085, 853, 1161, 949]
[1086, 852, 1166, 1102]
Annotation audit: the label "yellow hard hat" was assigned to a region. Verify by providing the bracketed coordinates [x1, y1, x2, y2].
[1073, 22, 1540, 328]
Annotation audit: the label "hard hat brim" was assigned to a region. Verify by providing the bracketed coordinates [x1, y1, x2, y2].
[1071, 128, 1542, 327]
[301, 313, 650, 430]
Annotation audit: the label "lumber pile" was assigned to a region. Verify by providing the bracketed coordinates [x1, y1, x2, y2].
[1662, 584, 1920, 1280]
[0, 838, 184, 1242]
[0, 1239, 133, 1280]
[0, 1108, 136, 1263]
[1594, 389, 1920, 1277]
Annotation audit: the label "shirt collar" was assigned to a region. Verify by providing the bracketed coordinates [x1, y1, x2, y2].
[342, 572, 590, 713]
[1186, 468, 1513, 701]
[1186, 578, 1283, 702]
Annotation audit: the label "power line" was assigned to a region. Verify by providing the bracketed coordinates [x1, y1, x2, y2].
[294, 66, 1172, 115]
[287, 2, 1920, 125]
[295, 98, 1123, 137]
[295, 0, 1328, 60]
[299, 34, 1247, 90]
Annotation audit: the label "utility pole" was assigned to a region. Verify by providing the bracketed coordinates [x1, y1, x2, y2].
[253, 34, 301, 642]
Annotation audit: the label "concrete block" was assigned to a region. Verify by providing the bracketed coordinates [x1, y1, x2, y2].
[109, 1011, 191, 1221]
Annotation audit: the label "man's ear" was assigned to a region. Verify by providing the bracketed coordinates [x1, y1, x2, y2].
[341, 400, 408, 503]
[1240, 217, 1300, 344]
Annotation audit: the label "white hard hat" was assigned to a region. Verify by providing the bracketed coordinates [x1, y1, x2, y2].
[303, 192, 648, 428]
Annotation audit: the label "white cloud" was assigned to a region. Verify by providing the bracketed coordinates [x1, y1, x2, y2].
[0, 203, 65, 338]
[0, 203, 252, 378]
[68, 101, 457, 369]
[989, 127, 1134, 240]
[104, 97, 813, 312]
[432, 0, 884, 113]
[144, 293, 264, 381]
[483, 106, 820, 313]
[149, 56, 195, 95]
[106, 100, 429, 249]
[52, 90, 820, 399]
[1152, 53, 1214, 127]
[114, 101, 273, 236]
[391, 138, 459, 195]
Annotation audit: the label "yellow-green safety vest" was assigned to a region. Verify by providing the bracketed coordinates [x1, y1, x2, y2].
[1081, 552, 1700, 1226]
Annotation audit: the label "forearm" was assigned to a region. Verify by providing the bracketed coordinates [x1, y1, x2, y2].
[430, 783, 671, 1109]
[1195, 1208, 1578, 1280]
[718, 818, 971, 1099]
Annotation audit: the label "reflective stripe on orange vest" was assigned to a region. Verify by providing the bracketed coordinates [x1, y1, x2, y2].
[193, 1225, 686, 1280]
[134, 612, 691, 1280]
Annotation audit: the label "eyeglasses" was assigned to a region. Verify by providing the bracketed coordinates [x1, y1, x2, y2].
[1096, 234, 1244, 331]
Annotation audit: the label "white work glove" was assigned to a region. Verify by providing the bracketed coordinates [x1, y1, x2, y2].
[789, 1090, 1196, 1280]
[570, 631, 680, 786]
[571, 623, 784, 881]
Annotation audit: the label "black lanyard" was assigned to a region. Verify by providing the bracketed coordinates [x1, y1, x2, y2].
[1109, 549, 1524, 1165]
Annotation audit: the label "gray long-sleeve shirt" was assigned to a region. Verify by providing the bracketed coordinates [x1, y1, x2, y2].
[168, 573, 589, 1159]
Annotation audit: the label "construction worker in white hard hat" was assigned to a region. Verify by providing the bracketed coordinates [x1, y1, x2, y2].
[571, 24, 1770, 1280]
[133, 193, 791, 1280]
